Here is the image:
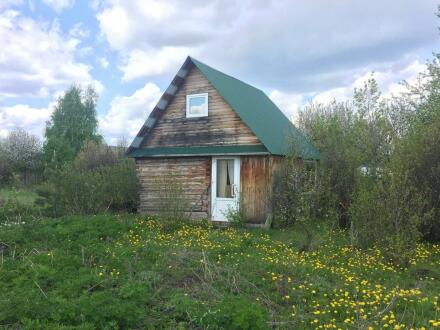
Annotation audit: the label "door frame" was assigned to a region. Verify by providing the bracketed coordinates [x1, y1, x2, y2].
[211, 156, 241, 221]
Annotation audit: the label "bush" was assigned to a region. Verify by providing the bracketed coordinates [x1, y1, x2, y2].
[349, 172, 428, 265]
[271, 158, 318, 228]
[36, 143, 139, 216]
[0, 128, 44, 185]
[224, 195, 247, 227]
[391, 108, 440, 242]
[74, 140, 119, 171]
[0, 189, 41, 225]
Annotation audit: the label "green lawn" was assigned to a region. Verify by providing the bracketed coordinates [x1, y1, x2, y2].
[0, 215, 438, 329]
[0, 187, 38, 207]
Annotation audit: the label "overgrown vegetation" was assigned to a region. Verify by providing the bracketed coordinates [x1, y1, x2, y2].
[224, 194, 247, 227]
[0, 85, 139, 223]
[292, 55, 440, 264]
[0, 189, 41, 225]
[271, 157, 318, 228]
[0, 215, 438, 329]
[36, 141, 139, 217]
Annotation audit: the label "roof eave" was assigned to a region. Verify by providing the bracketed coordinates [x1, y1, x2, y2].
[129, 152, 271, 158]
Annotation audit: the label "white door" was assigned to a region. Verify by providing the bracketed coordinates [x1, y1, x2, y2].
[211, 157, 240, 221]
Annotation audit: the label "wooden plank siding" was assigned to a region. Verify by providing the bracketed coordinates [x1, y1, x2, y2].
[136, 155, 285, 224]
[240, 155, 283, 224]
[136, 157, 211, 219]
[142, 66, 262, 148]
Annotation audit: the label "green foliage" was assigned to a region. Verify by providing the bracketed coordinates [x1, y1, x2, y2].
[0, 188, 41, 225]
[42, 136, 76, 171]
[349, 173, 425, 265]
[0, 187, 38, 207]
[298, 64, 440, 249]
[224, 195, 247, 227]
[271, 158, 318, 228]
[0, 147, 9, 184]
[37, 143, 139, 216]
[44, 85, 101, 170]
[199, 295, 269, 330]
[0, 215, 438, 329]
[388, 56, 440, 242]
[298, 77, 393, 226]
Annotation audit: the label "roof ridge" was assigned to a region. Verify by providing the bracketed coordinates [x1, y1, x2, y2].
[189, 57, 264, 94]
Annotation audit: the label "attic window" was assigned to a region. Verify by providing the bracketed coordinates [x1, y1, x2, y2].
[186, 93, 208, 118]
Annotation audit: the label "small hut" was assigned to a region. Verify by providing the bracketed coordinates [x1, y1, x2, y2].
[127, 57, 319, 225]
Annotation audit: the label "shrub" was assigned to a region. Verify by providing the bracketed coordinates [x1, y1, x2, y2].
[391, 108, 440, 242]
[0, 128, 44, 185]
[349, 172, 428, 265]
[36, 143, 139, 216]
[0, 189, 41, 225]
[224, 195, 247, 227]
[74, 140, 119, 171]
[271, 158, 318, 228]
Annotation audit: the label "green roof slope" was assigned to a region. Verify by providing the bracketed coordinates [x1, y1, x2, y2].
[190, 58, 320, 159]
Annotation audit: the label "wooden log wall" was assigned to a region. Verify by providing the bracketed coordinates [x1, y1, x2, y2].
[136, 155, 290, 224]
[136, 157, 211, 219]
[142, 66, 262, 148]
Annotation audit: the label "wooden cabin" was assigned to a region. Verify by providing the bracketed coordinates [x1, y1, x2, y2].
[127, 57, 319, 225]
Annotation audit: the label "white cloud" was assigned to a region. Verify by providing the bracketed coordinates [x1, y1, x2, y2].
[99, 82, 162, 144]
[96, 1, 180, 51]
[27, 0, 35, 11]
[95, 0, 437, 94]
[69, 22, 90, 39]
[42, 0, 74, 12]
[0, 0, 23, 10]
[375, 60, 427, 98]
[120, 47, 190, 80]
[99, 57, 109, 69]
[0, 104, 53, 138]
[312, 59, 427, 104]
[0, 10, 100, 99]
[95, 0, 239, 80]
[269, 90, 306, 123]
[96, 4, 132, 51]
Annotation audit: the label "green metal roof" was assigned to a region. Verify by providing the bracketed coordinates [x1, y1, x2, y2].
[127, 57, 320, 160]
[190, 58, 319, 159]
[129, 145, 269, 157]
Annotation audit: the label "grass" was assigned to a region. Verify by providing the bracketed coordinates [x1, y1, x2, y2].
[0, 215, 439, 329]
[0, 187, 38, 207]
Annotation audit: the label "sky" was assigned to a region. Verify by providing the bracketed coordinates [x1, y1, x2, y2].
[0, 0, 439, 145]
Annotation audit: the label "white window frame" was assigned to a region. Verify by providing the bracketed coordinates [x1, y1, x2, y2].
[186, 93, 208, 118]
